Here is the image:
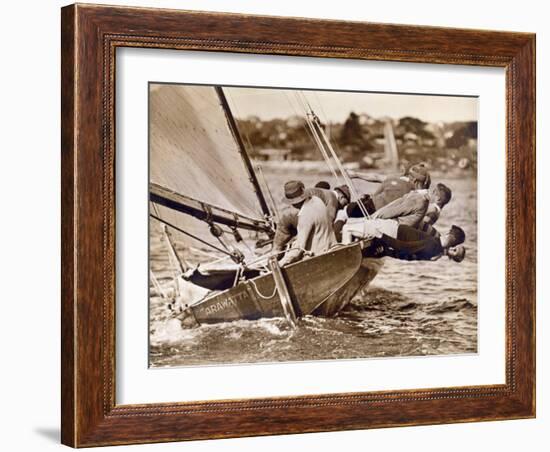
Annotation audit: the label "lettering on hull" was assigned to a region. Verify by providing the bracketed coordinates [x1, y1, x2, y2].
[196, 290, 250, 318]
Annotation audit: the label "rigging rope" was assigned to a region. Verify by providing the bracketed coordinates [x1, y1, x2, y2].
[150, 270, 169, 299]
[298, 91, 371, 219]
[312, 91, 348, 166]
[293, 92, 342, 183]
[150, 213, 235, 257]
[284, 91, 338, 185]
[214, 234, 231, 252]
[312, 115, 371, 219]
[249, 278, 278, 300]
[296, 93, 338, 181]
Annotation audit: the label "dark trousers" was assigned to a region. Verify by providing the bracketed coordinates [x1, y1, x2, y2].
[346, 194, 376, 218]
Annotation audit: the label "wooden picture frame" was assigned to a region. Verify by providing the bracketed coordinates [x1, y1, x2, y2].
[61, 3, 535, 447]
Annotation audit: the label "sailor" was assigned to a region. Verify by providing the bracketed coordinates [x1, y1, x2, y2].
[378, 225, 466, 262]
[278, 180, 336, 266]
[314, 180, 331, 189]
[305, 184, 351, 223]
[380, 224, 466, 262]
[335, 182, 451, 242]
[334, 185, 352, 209]
[416, 195, 449, 238]
[372, 182, 452, 228]
[343, 217, 466, 262]
[345, 163, 431, 217]
[272, 182, 349, 257]
[272, 205, 299, 259]
[418, 219, 442, 239]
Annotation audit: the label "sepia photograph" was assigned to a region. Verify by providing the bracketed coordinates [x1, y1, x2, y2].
[148, 83, 478, 367]
[54, 1, 538, 446]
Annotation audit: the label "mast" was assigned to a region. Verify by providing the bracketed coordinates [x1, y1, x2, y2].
[215, 86, 271, 218]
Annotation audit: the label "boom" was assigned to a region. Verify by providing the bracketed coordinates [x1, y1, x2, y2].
[150, 182, 272, 233]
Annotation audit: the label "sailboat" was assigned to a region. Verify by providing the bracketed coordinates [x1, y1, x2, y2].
[383, 119, 400, 171]
[149, 84, 383, 327]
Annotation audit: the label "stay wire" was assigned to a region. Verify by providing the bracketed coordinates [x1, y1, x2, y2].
[299, 92, 370, 219]
[150, 213, 234, 257]
[293, 92, 341, 183]
[284, 91, 337, 183]
[312, 117, 371, 219]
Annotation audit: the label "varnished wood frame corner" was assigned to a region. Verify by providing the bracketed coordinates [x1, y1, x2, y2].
[61, 3, 535, 447]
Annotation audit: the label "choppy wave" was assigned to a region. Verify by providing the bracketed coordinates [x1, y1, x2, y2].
[149, 286, 477, 367]
[149, 174, 478, 367]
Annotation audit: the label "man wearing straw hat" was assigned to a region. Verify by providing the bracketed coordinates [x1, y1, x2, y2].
[278, 180, 336, 267]
[272, 181, 347, 258]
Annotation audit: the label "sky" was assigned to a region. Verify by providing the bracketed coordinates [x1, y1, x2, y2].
[224, 86, 478, 124]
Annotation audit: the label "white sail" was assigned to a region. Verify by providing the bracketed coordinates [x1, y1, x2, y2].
[149, 84, 268, 264]
[150, 84, 265, 218]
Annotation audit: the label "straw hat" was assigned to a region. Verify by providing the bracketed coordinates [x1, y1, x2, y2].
[282, 180, 308, 204]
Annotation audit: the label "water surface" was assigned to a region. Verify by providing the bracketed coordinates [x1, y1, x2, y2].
[149, 171, 477, 367]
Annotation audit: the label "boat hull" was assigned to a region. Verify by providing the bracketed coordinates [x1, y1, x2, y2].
[312, 257, 383, 317]
[189, 242, 382, 325]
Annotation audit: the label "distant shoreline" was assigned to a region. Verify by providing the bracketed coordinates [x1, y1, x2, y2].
[256, 160, 476, 181]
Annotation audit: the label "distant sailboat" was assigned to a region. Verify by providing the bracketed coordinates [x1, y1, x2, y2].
[383, 119, 399, 171]
[149, 85, 382, 327]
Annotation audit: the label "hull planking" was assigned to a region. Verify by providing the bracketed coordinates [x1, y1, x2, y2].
[189, 242, 382, 325]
